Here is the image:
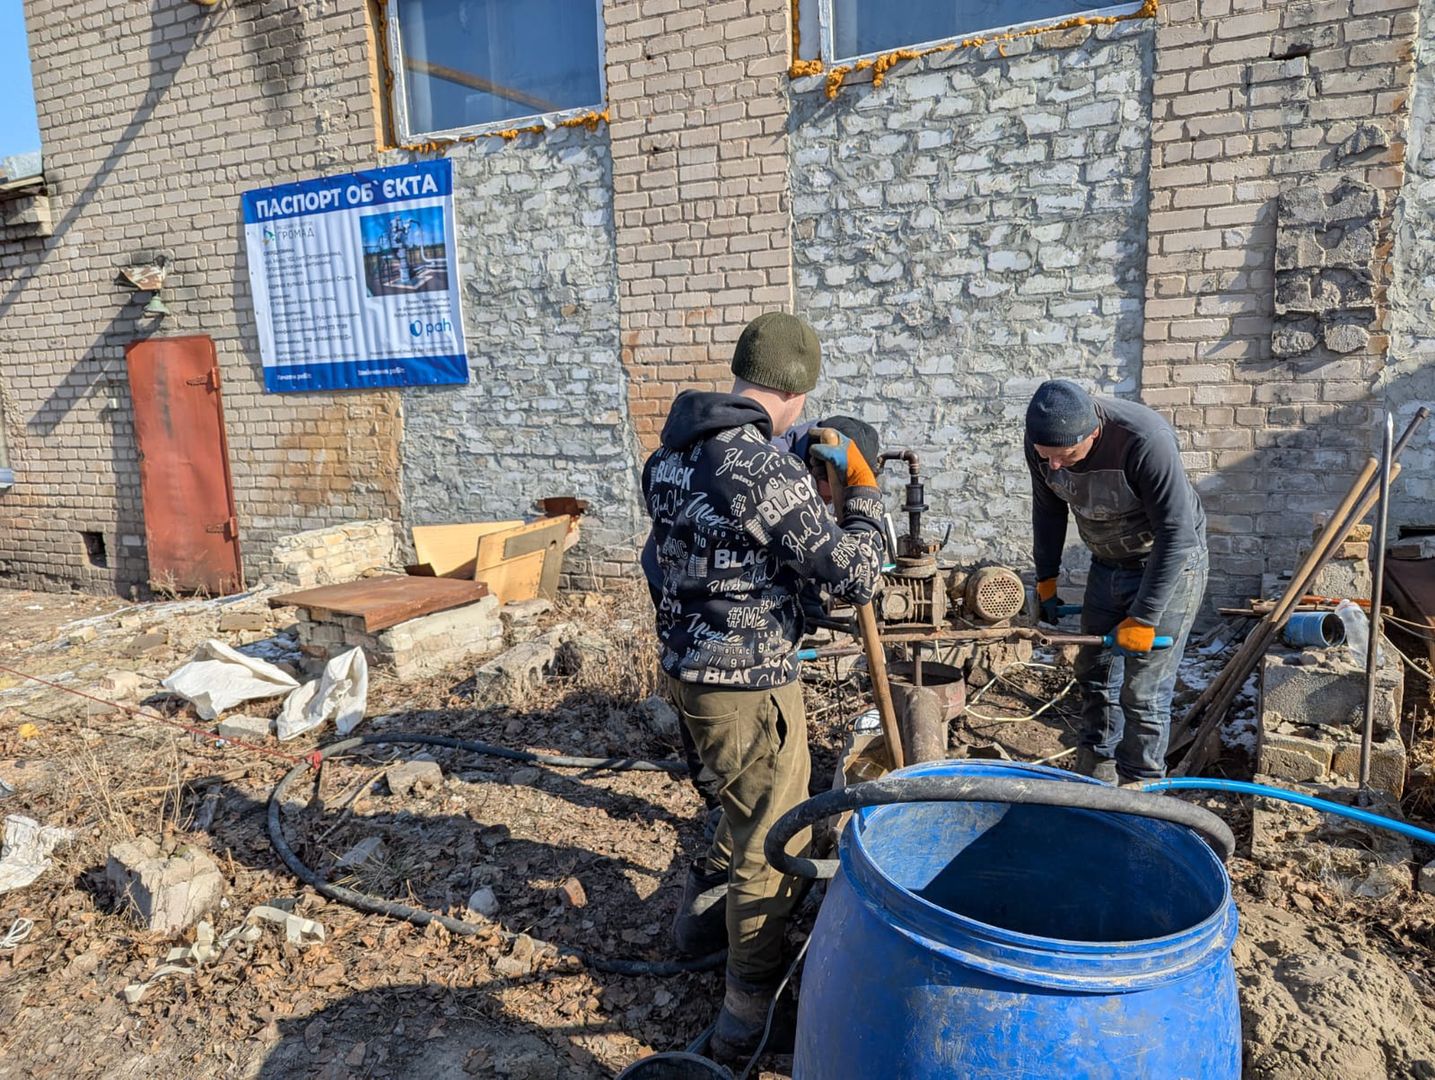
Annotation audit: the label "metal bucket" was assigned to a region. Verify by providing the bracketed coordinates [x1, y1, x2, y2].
[616, 1052, 734, 1079]
[1283, 611, 1345, 648]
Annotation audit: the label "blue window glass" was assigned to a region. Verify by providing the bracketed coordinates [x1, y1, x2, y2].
[832, 0, 1106, 59]
[394, 0, 603, 135]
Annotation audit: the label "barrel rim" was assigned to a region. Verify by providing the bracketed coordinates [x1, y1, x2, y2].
[841, 759, 1239, 991]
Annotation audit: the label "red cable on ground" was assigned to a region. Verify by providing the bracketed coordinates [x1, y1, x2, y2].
[0, 661, 318, 769]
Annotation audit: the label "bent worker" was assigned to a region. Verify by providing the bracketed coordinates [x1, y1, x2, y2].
[642, 312, 885, 1061]
[1025, 379, 1208, 784]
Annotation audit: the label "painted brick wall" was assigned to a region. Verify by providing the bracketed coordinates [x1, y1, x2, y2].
[604, 0, 795, 450]
[1141, 0, 1417, 606]
[393, 132, 646, 588]
[790, 24, 1154, 571]
[1388, 0, 1435, 528]
[0, 0, 398, 595]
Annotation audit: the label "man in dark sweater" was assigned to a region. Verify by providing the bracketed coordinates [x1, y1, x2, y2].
[1025, 380, 1208, 784]
[642, 312, 884, 1060]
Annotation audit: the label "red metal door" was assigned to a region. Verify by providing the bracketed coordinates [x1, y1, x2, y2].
[126, 335, 244, 595]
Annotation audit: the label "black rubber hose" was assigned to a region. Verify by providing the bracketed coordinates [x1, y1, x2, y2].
[348, 730, 688, 772]
[266, 734, 722, 976]
[764, 775, 1237, 879]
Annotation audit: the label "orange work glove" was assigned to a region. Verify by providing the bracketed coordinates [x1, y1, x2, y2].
[809, 433, 877, 489]
[1114, 617, 1157, 653]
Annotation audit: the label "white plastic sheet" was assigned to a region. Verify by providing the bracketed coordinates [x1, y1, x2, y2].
[276, 647, 368, 741]
[0, 814, 75, 894]
[162, 640, 300, 721]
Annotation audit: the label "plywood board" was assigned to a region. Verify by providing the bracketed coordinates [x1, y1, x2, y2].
[412, 520, 521, 579]
[477, 516, 572, 599]
[269, 575, 490, 632]
[474, 548, 546, 604]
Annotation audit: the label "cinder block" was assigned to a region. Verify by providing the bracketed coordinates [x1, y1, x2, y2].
[1330, 733, 1408, 797]
[1258, 726, 1334, 781]
[1260, 644, 1402, 733]
[106, 838, 224, 934]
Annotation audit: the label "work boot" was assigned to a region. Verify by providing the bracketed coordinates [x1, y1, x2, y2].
[1074, 746, 1118, 784]
[709, 972, 795, 1065]
[671, 862, 728, 957]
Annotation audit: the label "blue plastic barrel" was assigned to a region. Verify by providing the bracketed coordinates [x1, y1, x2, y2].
[794, 759, 1240, 1079]
[1282, 610, 1345, 648]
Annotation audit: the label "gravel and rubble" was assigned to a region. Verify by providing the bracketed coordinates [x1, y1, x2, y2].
[0, 585, 1432, 1078]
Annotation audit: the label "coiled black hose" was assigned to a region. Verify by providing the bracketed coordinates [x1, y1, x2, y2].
[764, 775, 1237, 879]
[266, 733, 723, 976]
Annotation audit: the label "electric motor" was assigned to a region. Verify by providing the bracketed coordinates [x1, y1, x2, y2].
[963, 565, 1025, 624]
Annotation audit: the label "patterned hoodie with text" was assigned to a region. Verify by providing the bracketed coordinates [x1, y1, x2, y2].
[641, 391, 885, 689]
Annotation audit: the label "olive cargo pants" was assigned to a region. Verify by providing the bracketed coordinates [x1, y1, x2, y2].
[667, 676, 812, 983]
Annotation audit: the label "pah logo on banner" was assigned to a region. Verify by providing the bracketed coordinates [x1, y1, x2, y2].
[409, 317, 454, 338]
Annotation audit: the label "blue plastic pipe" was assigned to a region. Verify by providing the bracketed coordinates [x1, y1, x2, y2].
[1142, 777, 1435, 848]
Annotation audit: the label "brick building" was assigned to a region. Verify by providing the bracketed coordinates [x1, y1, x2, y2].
[1, 0, 1432, 609]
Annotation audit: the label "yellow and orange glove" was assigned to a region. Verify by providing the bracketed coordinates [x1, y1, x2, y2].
[1113, 617, 1157, 653]
[1035, 578, 1062, 624]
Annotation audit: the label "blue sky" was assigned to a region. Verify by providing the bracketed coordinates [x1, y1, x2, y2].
[0, 1, 40, 161]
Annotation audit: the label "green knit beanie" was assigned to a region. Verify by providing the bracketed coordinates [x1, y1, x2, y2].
[730, 312, 821, 394]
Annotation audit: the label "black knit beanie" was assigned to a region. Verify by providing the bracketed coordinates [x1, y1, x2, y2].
[820, 415, 880, 472]
[731, 313, 821, 395]
[1026, 380, 1099, 447]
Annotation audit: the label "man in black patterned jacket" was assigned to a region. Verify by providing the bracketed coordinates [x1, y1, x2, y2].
[641, 312, 884, 1061]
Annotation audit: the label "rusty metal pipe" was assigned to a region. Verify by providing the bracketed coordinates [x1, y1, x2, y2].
[879, 450, 926, 555]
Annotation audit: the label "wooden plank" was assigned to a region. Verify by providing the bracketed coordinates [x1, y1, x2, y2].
[490, 516, 571, 599]
[269, 575, 490, 632]
[475, 549, 546, 603]
[412, 521, 522, 579]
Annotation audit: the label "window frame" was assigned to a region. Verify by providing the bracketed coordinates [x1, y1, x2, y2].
[384, 0, 608, 144]
[811, 0, 1146, 69]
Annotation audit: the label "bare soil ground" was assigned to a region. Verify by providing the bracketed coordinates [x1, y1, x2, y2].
[1, 585, 1433, 1079]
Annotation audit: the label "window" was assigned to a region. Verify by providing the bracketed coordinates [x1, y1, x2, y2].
[818, 0, 1140, 64]
[387, 0, 605, 140]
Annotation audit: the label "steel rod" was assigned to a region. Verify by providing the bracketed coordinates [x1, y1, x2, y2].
[1175, 466, 1401, 775]
[1360, 413, 1395, 795]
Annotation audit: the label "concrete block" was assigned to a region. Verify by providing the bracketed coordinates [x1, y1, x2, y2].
[218, 611, 270, 633]
[1330, 733, 1408, 797]
[1260, 645, 1401, 733]
[500, 599, 552, 625]
[387, 757, 443, 797]
[1306, 552, 1373, 598]
[99, 669, 145, 698]
[216, 714, 271, 741]
[1390, 536, 1435, 560]
[475, 640, 557, 693]
[106, 838, 224, 934]
[373, 597, 503, 679]
[1258, 726, 1333, 782]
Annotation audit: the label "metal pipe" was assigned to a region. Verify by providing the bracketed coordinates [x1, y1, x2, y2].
[1142, 777, 1435, 848]
[1360, 413, 1395, 796]
[879, 450, 926, 554]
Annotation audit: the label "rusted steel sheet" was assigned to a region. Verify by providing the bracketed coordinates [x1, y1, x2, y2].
[125, 335, 244, 595]
[269, 575, 490, 631]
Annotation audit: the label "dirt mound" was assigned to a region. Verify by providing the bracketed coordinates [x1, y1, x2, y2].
[1236, 902, 1435, 1079]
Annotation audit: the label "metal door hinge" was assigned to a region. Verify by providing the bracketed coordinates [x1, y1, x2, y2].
[186, 369, 221, 392]
[205, 517, 238, 540]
